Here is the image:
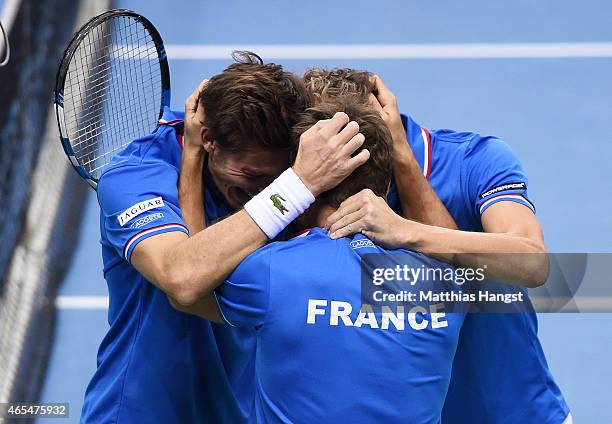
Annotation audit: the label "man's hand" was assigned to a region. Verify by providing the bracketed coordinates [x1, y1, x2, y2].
[183, 79, 209, 153]
[325, 189, 549, 287]
[293, 112, 370, 196]
[371, 75, 409, 151]
[179, 79, 209, 234]
[371, 75, 458, 229]
[325, 188, 412, 248]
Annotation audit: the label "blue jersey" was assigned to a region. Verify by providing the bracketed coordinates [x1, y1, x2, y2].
[392, 114, 569, 424]
[215, 228, 467, 424]
[81, 108, 254, 424]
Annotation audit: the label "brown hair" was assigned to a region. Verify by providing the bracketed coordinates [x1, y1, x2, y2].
[303, 68, 376, 104]
[200, 51, 312, 152]
[291, 97, 393, 208]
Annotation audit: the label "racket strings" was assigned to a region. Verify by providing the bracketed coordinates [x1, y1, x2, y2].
[66, 32, 157, 130]
[66, 68, 161, 134]
[62, 15, 163, 179]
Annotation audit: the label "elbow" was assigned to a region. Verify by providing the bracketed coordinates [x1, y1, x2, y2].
[167, 294, 190, 313]
[160, 267, 204, 307]
[524, 266, 548, 288]
[532, 252, 550, 288]
[167, 287, 200, 308]
[523, 245, 549, 288]
[156, 245, 216, 306]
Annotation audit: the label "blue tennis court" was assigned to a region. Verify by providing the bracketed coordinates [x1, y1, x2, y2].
[37, 0, 612, 422]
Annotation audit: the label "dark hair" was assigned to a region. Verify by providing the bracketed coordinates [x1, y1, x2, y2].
[291, 97, 393, 208]
[303, 68, 376, 104]
[200, 51, 312, 152]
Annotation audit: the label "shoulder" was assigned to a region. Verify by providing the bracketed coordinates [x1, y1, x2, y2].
[238, 229, 334, 274]
[98, 139, 180, 189]
[102, 120, 183, 178]
[96, 140, 182, 215]
[234, 230, 326, 269]
[464, 134, 516, 160]
[432, 128, 479, 146]
[401, 112, 478, 147]
[274, 229, 335, 257]
[462, 135, 525, 180]
[229, 244, 275, 283]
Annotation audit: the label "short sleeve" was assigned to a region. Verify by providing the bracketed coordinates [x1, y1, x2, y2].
[97, 161, 188, 263]
[463, 136, 535, 217]
[386, 113, 430, 214]
[214, 247, 272, 328]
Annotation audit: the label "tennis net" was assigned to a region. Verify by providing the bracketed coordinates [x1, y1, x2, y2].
[0, 0, 109, 410]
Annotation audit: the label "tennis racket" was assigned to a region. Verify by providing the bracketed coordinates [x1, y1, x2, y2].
[54, 9, 170, 189]
[0, 20, 9, 67]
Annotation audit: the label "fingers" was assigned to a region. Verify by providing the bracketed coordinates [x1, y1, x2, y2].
[318, 112, 350, 139]
[194, 79, 209, 98]
[329, 216, 366, 239]
[309, 119, 328, 132]
[186, 79, 209, 115]
[324, 196, 363, 229]
[328, 207, 366, 235]
[346, 148, 370, 172]
[335, 120, 360, 145]
[372, 75, 396, 110]
[302, 117, 334, 140]
[339, 132, 365, 157]
[368, 93, 384, 115]
[325, 188, 376, 230]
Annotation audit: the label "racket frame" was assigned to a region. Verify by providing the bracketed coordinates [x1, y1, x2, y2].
[0, 20, 9, 66]
[54, 9, 171, 189]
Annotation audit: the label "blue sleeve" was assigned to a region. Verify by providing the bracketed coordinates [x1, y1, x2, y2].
[463, 136, 535, 217]
[214, 247, 272, 328]
[97, 161, 188, 263]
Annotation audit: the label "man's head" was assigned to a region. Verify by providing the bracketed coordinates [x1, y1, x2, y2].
[200, 51, 311, 209]
[303, 68, 376, 105]
[291, 97, 393, 222]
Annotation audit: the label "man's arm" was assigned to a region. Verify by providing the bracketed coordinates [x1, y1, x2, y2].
[327, 77, 547, 287]
[326, 190, 547, 287]
[168, 295, 221, 322]
[172, 117, 271, 327]
[397, 201, 548, 287]
[167, 238, 271, 327]
[130, 86, 369, 306]
[165, 80, 220, 320]
[371, 76, 457, 230]
[135, 214, 264, 304]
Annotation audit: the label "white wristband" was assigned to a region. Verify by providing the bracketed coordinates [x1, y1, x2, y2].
[244, 168, 315, 239]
